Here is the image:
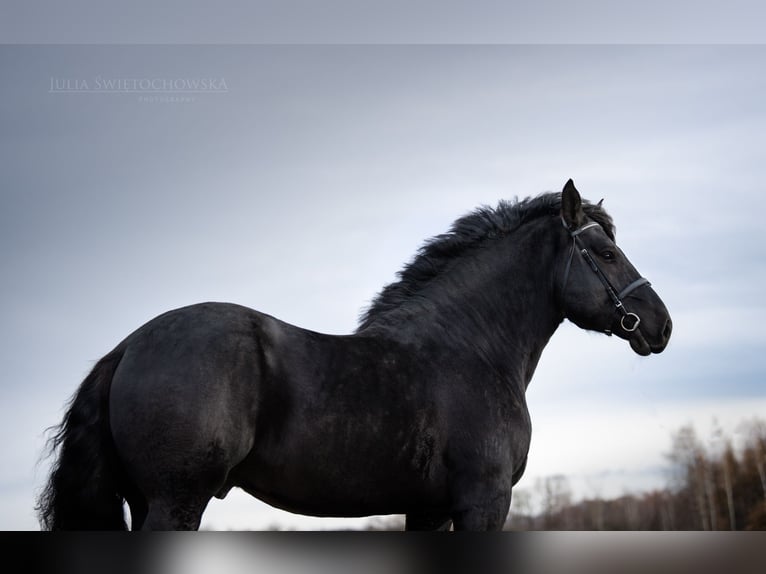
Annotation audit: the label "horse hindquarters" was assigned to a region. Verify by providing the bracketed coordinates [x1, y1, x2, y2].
[107, 324, 262, 530]
[36, 349, 129, 530]
[108, 371, 246, 531]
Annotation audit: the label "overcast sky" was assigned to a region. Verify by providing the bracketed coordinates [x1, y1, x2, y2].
[2, 41, 766, 529]
[3, 1, 766, 43]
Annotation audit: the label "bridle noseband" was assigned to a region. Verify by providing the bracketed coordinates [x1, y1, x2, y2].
[560, 217, 650, 334]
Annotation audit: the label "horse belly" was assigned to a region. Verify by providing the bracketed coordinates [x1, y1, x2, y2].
[231, 429, 449, 517]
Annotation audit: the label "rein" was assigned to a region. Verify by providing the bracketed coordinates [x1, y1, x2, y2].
[560, 217, 650, 334]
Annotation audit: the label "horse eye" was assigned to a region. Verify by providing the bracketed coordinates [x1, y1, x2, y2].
[602, 250, 615, 261]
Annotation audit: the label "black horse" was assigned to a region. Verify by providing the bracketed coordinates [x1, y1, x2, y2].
[37, 180, 671, 530]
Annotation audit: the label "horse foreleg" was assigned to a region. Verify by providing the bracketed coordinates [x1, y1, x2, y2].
[449, 476, 512, 531]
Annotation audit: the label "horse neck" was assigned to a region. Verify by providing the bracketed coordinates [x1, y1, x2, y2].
[362, 217, 565, 390]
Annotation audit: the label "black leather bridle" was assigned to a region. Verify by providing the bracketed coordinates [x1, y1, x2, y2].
[561, 218, 651, 334]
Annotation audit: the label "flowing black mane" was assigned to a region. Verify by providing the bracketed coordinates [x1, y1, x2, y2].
[358, 191, 614, 330]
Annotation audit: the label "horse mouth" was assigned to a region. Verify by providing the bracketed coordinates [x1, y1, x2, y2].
[628, 327, 667, 356]
[629, 331, 652, 356]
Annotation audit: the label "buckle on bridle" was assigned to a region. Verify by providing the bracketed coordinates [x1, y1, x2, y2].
[621, 312, 641, 332]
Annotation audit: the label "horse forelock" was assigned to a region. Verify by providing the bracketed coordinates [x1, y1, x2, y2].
[357, 191, 614, 330]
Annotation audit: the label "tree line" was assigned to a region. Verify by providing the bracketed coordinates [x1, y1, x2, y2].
[505, 418, 766, 530]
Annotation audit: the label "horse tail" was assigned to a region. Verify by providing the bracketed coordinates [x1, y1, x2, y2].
[36, 347, 128, 530]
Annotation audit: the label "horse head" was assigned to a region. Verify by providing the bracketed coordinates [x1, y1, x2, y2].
[559, 179, 672, 356]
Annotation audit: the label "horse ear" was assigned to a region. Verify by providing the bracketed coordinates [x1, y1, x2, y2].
[561, 179, 585, 229]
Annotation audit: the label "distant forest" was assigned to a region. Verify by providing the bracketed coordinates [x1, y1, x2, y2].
[504, 417, 766, 531]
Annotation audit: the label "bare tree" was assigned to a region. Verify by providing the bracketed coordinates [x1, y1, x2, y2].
[507, 487, 535, 530]
[749, 420, 766, 503]
[667, 425, 709, 529]
[536, 475, 572, 529]
[721, 441, 737, 530]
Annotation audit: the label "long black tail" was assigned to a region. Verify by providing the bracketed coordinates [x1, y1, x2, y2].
[36, 348, 128, 530]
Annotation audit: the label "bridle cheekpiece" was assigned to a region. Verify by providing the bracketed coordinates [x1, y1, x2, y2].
[560, 217, 650, 334]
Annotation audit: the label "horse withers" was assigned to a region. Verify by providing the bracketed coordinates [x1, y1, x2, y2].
[37, 179, 671, 530]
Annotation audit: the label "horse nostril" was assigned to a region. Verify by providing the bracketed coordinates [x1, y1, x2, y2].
[662, 318, 673, 342]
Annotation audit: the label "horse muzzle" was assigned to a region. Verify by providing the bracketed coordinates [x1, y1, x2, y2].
[625, 315, 672, 356]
